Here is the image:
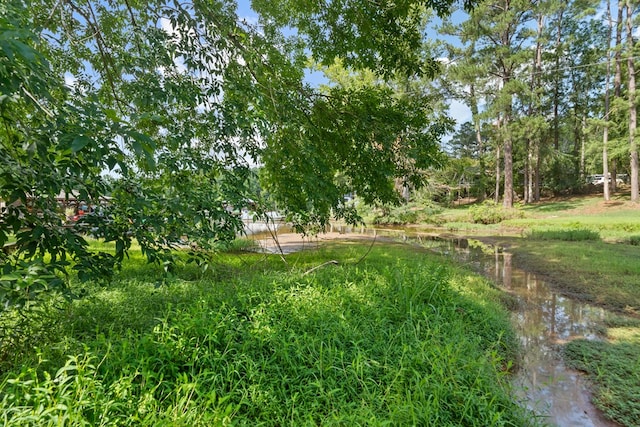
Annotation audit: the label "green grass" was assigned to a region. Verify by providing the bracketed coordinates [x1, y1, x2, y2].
[0, 242, 536, 426]
[525, 228, 600, 241]
[426, 195, 640, 241]
[505, 213, 640, 241]
[563, 323, 640, 426]
[417, 194, 640, 426]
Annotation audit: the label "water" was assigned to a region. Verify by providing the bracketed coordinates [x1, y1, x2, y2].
[415, 236, 620, 427]
[258, 228, 622, 426]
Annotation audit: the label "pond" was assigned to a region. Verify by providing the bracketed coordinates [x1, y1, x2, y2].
[257, 228, 622, 426]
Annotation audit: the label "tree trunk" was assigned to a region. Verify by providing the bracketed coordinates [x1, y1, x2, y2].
[615, 0, 623, 100]
[527, 145, 534, 203]
[626, 0, 639, 202]
[603, 0, 613, 201]
[503, 115, 513, 208]
[470, 84, 486, 201]
[612, 1, 624, 194]
[553, 7, 565, 151]
[495, 144, 501, 204]
[535, 143, 541, 200]
[524, 139, 529, 203]
[580, 115, 587, 182]
[529, 12, 543, 204]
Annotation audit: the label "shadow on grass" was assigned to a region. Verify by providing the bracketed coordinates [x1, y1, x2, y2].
[0, 244, 538, 425]
[523, 201, 582, 213]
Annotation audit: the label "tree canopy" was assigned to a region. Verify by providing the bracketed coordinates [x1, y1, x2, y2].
[0, 0, 467, 308]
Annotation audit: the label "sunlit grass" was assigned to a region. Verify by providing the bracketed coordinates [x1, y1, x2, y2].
[0, 242, 537, 426]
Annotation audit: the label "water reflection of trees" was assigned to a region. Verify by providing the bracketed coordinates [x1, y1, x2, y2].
[425, 239, 607, 347]
[488, 251, 607, 344]
[419, 237, 614, 425]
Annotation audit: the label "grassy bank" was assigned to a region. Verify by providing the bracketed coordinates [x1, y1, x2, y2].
[0, 243, 535, 426]
[416, 194, 640, 426]
[494, 239, 640, 315]
[562, 319, 640, 426]
[503, 235, 640, 426]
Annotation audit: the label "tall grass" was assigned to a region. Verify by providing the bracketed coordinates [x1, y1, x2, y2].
[0, 243, 536, 426]
[525, 228, 600, 241]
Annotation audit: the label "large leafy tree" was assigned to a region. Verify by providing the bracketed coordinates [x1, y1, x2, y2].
[1, 0, 468, 308]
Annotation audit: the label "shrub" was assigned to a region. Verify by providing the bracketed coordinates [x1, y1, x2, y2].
[372, 202, 443, 225]
[468, 201, 519, 225]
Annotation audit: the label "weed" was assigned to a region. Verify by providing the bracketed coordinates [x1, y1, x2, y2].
[0, 243, 537, 426]
[468, 202, 523, 225]
[563, 336, 640, 426]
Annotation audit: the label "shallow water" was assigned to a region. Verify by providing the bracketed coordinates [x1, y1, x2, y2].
[414, 236, 620, 427]
[257, 227, 623, 426]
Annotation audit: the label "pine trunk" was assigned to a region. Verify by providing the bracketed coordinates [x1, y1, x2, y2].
[603, 0, 613, 201]
[626, 0, 639, 202]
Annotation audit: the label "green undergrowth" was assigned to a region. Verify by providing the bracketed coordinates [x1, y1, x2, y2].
[368, 201, 445, 225]
[504, 211, 640, 242]
[563, 319, 640, 426]
[0, 242, 536, 426]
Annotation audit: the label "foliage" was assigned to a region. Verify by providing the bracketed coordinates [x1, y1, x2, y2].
[252, 0, 476, 79]
[370, 201, 444, 225]
[0, 243, 536, 426]
[0, 0, 462, 308]
[446, 121, 483, 159]
[261, 84, 450, 231]
[468, 201, 523, 225]
[433, 0, 636, 205]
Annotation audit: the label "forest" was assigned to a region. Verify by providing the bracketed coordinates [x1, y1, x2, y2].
[434, 0, 639, 206]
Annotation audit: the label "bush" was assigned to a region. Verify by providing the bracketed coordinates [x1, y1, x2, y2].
[469, 201, 518, 225]
[372, 201, 443, 225]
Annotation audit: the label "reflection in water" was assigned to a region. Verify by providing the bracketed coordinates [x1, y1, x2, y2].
[258, 227, 622, 426]
[414, 236, 620, 427]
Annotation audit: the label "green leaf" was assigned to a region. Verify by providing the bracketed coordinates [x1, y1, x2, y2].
[71, 136, 92, 153]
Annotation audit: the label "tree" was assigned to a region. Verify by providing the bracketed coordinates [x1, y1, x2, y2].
[603, 0, 614, 201]
[454, 0, 533, 207]
[1, 0, 468, 309]
[626, 0, 639, 202]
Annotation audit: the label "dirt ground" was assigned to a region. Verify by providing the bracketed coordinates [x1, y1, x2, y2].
[252, 231, 374, 254]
